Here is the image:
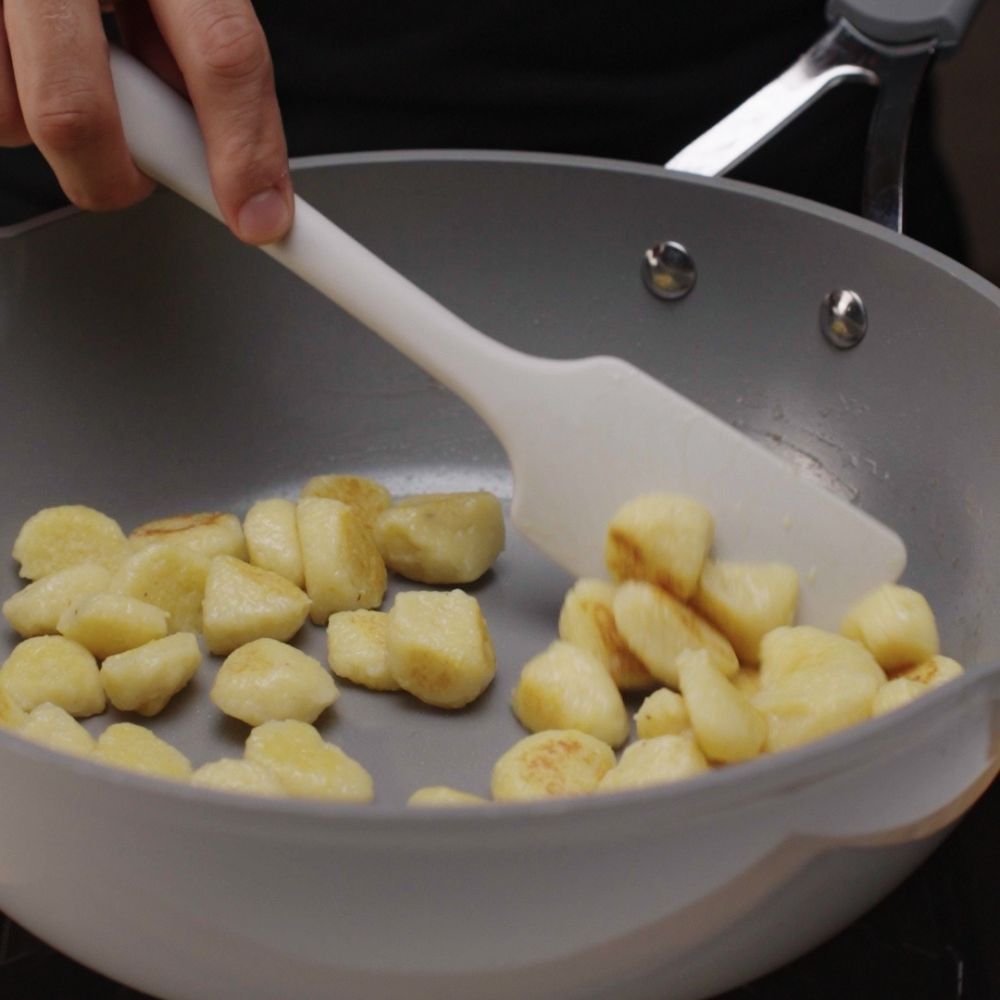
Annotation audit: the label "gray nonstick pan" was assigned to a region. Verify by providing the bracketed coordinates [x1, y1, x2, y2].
[0, 3, 998, 999]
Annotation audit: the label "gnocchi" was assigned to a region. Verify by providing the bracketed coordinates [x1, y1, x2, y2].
[491, 729, 615, 802]
[211, 638, 338, 727]
[201, 555, 311, 656]
[387, 589, 495, 709]
[244, 719, 374, 802]
[511, 640, 629, 748]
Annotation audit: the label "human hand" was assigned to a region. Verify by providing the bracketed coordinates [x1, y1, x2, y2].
[0, 0, 293, 244]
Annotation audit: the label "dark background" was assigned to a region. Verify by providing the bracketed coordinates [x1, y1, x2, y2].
[2, 1, 1000, 997]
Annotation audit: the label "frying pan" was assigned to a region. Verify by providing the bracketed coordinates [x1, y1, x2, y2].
[1, 5, 999, 1000]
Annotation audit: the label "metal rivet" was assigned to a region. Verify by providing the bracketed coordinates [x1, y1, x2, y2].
[820, 290, 867, 349]
[642, 241, 696, 301]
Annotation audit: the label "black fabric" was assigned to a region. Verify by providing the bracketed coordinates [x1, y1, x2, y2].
[0, 0, 966, 260]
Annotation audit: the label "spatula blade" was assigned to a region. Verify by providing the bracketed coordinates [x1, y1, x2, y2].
[503, 355, 906, 630]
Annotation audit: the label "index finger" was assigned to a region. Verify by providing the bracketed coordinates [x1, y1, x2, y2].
[147, 0, 292, 245]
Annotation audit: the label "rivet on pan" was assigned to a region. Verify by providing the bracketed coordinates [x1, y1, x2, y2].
[642, 241, 696, 301]
[820, 290, 867, 349]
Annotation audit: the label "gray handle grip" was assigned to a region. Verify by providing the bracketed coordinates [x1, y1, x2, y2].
[827, 0, 982, 45]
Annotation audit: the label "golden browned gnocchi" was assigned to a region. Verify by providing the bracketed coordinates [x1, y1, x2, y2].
[491, 729, 615, 801]
[612, 580, 738, 688]
[130, 512, 248, 561]
[387, 589, 495, 709]
[373, 492, 505, 585]
[299, 474, 392, 531]
[296, 497, 387, 624]
[557, 578, 656, 691]
[511, 640, 629, 747]
[605, 493, 713, 600]
[211, 638, 338, 726]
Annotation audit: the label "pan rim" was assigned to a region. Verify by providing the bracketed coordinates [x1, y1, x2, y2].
[3, 147, 1000, 314]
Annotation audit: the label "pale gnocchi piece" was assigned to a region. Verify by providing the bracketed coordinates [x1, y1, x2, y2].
[57, 593, 169, 660]
[692, 560, 799, 664]
[511, 640, 629, 747]
[0, 636, 105, 716]
[201, 555, 311, 656]
[211, 638, 338, 726]
[100, 632, 202, 716]
[130, 512, 248, 561]
[605, 493, 713, 600]
[20, 703, 96, 757]
[897, 654, 964, 689]
[612, 580, 738, 688]
[841, 584, 940, 671]
[296, 498, 387, 624]
[326, 609, 398, 692]
[678, 649, 766, 763]
[557, 578, 656, 691]
[872, 677, 926, 717]
[244, 719, 374, 802]
[491, 729, 615, 802]
[108, 543, 210, 634]
[244, 498, 305, 588]
[758, 626, 885, 689]
[387, 589, 495, 709]
[373, 492, 505, 585]
[752, 660, 883, 754]
[407, 786, 489, 807]
[12, 505, 128, 580]
[300, 474, 392, 531]
[191, 758, 287, 797]
[597, 734, 709, 793]
[634, 687, 689, 740]
[94, 722, 192, 781]
[2, 563, 111, 638]
[0, 686, 28, 730]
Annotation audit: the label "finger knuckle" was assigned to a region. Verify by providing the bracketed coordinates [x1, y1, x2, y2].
[31, 87, 114, 154]
[192, 6, 269, 83]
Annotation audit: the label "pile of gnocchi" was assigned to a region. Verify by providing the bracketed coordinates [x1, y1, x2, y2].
[0, 480, 963, 807]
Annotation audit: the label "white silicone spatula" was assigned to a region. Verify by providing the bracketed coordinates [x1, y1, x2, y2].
[108, 49, 905, 629]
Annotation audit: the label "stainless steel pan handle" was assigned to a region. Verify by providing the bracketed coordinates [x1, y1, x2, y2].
[667, 0, 984, 233]
[827, 0, 983, 46]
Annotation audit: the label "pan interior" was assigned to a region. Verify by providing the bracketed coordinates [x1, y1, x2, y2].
[1, 152, 998, 804]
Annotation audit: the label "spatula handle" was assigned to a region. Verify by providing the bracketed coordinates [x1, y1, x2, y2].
[107, 48, 529, 426]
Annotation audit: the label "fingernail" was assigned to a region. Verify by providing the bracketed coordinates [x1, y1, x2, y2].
[236, 185, 292, 244]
